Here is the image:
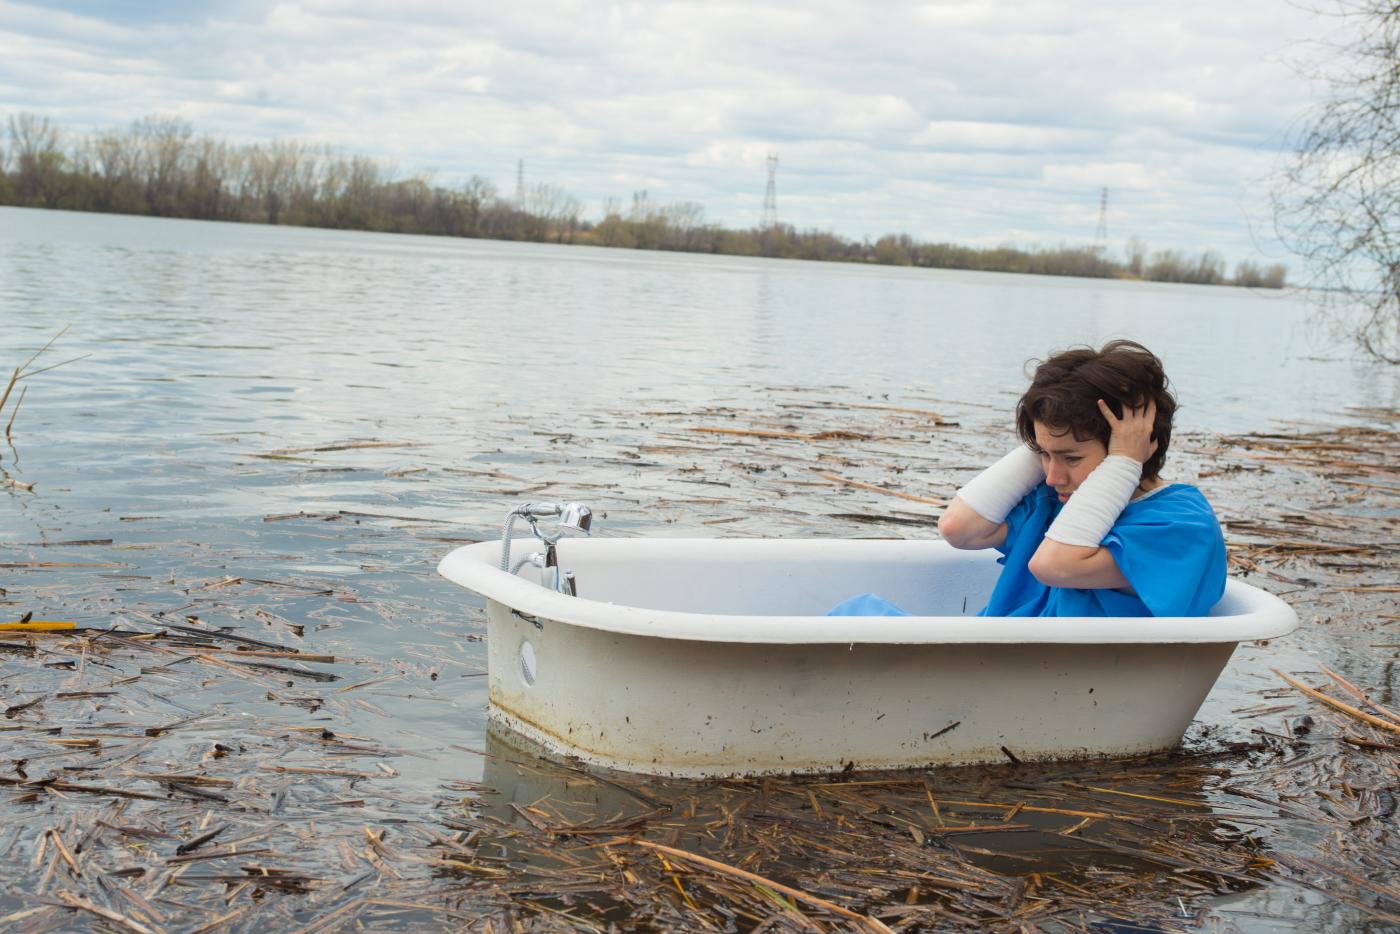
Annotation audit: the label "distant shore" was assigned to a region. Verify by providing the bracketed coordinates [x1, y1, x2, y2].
[2, 111, 1286, 289]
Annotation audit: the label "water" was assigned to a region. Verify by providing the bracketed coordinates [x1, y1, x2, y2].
[3, 207, 1390, 441]
[0, 205, 1391, 745]
[1, 206, 1396, 929]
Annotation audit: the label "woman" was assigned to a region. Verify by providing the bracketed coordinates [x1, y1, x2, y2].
[938, 340, 1226, 617]
[829, 340, 1226, 618]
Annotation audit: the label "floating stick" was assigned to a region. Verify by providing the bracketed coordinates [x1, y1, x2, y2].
[811, 469, 948, 507]
[1276, 669, 1400, 735]
[632, 839, 895, 933]
[1317, 662, 1400, 726]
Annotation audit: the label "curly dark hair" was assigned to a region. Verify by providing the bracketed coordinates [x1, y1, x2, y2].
[1014, 340, 1177, 481]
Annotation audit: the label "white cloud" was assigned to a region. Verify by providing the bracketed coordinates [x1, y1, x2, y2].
[0, 0, 1330, 262]
[913, 121, 1098, 154]
[1042, 162, 1160, 191]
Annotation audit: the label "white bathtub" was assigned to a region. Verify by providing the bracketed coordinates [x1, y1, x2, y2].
[437, 538, 1298, 778]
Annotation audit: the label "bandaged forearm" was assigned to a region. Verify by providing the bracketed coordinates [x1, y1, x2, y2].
[1045, 455, 1143, 547]
[955, 445, 1045, 523]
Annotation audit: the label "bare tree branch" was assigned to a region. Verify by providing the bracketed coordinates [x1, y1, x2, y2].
[1275, 0, 1400, 362]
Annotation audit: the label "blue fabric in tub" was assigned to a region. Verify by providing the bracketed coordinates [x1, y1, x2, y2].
[826, 592, 910, 616]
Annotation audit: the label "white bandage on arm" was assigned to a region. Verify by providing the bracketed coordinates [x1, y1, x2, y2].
[1044, 455, 1143, 547]
[954, 445, 1045, 523]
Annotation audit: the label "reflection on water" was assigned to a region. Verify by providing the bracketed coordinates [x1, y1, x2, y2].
[463, 727, 1268, 929]
[476, 728, 1230, 878]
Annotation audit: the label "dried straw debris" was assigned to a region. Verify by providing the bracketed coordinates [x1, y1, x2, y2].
[0, 394, 1395, 930]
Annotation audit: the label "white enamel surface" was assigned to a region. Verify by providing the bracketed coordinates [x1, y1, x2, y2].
[437, 537, 1298, 777]
[437, 538, 1298, 644]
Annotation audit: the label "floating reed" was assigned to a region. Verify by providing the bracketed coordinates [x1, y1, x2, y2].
[0, 394, 1395, 930]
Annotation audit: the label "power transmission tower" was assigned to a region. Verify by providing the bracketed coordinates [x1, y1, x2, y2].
[761, 153, 778, 228]
[516, 159, 525, 206]
[1093, 187, 1109, 250]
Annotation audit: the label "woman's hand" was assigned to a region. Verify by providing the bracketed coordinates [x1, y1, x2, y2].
[1099, 398, 1158, 465]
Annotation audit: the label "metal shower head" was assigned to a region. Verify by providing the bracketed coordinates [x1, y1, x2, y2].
[558, 502, 593, 535]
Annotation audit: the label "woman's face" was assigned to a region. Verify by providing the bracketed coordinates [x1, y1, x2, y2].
[1033, 421, 1108, 503]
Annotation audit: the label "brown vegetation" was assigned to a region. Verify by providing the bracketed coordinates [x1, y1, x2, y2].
[1, 111, 1287, 288]
[0, 395, 1395, 929]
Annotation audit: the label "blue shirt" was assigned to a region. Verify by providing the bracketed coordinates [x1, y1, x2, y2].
[979, 482, 1227, 618]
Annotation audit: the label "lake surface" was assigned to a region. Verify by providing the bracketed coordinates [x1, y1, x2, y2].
[0, 204, 1392, 715]
[3, 208, 1391, 439]
[1, 203, 1393, 718]
[0, 207, 1396, 929]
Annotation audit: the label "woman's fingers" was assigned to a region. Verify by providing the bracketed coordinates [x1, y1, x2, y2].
[1100, 398, 1154, 425]
[1101, 398, 1157, 463]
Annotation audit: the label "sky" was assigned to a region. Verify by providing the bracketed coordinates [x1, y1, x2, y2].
[0, 0, 1342, 265]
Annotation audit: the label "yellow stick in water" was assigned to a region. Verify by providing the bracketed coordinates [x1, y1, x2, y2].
[0, 621, 76, 631]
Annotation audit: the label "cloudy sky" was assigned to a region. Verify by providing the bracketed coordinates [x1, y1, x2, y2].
[0, 0, 1339, 264]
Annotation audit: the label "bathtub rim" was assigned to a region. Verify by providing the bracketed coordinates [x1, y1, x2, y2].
[437, 538, 1298, 645]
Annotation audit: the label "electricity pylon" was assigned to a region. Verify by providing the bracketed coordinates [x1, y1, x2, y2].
[761, 154, 778, 228]
[1093, 187, 1108, 250]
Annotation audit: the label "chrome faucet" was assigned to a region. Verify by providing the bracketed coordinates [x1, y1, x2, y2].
[499, 501, 593, 594]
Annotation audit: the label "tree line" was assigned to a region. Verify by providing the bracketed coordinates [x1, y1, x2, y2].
[1, 112, 1285, 289]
